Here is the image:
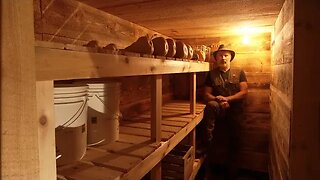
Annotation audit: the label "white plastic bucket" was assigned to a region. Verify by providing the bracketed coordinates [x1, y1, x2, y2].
[87, 82, 120, 146]
[54, 84, 88, 166]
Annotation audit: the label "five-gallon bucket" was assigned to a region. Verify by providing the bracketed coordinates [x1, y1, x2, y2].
[54, 84, 88, 166]
[87, 82, 120, 146]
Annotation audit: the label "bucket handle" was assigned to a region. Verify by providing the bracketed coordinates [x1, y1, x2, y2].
[60, 97, 88, 128]
[94, 94, 122, 119]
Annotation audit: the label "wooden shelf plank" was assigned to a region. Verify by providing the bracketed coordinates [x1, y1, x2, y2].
[35, 43, 209, 81]
[57, 162, 123, 180]
[118, 134, 153, 144]
[97, 141, 156, 159]
[83, 148, 142, 172]
[119, 126, 175, 140]
[120, 121, 182, 133]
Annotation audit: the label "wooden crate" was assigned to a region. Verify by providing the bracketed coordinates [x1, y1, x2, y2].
[162, 145, 194, 180]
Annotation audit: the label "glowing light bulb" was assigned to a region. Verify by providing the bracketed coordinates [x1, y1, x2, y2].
[242, 35, 250, 44]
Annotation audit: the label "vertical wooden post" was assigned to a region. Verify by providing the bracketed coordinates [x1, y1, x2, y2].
[151, 75, 162, 143]
[151, 75, 162, 180]
[36, 81, 56, 180]
[151, 162, 162, 180]
[190, 72, 196, 116]
[291, 1, 320, 179]
[1, 0, 39, 179]
[189, 73, 196, 159]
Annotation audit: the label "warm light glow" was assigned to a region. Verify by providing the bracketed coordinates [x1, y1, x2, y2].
[242, 35, 250, 44]
[237, 27, 261, 34]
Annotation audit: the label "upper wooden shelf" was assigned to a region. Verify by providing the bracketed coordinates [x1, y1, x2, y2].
[35, 41, 210, 81]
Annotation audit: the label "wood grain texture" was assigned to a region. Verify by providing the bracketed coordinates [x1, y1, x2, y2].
[151, 75, 162, 143]
[190, 73, 196, 116]
[34, 0, 166, 48]
[269, 0, 293, 178]
[291, 0, 320, 179]
[78, 0, 284, 38]
[1, 0, 39, 179]
[57, 101, 205, 180]
[35, 45, 209, 81]
[36, 81, 56, 180]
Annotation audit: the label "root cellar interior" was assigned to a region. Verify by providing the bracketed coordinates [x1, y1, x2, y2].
[1, 0, 320, 179]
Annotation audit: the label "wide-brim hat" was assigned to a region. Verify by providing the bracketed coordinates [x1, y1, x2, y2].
[212, 44, 235, 61]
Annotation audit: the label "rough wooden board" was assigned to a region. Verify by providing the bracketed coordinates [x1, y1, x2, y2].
[77, 0, 283, 38]
[81, 148, 107, 162]
[96, 141, 156, 158]
[151, 75, 162, 143]
[119, 126, 174, 140]
[270, 6, 292, 177]
[245, 88, 271, 106]
[188, 158, 205, 180]
[270, 64, 292, 100]
[291, 0, 320, 179]
[58, 161, 123, 180]
[91, 153, 142, 173]
[161, 120, 187, 127]
[246, 72, 271, 84]
[118, 134, 152, 144]
[122, 118, 187, 127]
[1, 1, 39, 179]
[162, 107, 203, 114]
[36, 0, 160, 48]
[36, 81, 56, 180]
[120, 121, 182, 133]
[83, 148, 142, 172]
[141, 111, 194, 119]
[164, 102, 205, 108]
[273, 17, 294, 65]
[162, 116, 193, 122]
[35, 46, 210, 81]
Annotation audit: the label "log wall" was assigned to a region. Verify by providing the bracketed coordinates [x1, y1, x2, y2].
[271, 1, 320, 179]
[270, 0, 293, 179]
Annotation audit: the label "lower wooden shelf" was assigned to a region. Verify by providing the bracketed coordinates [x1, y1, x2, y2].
[57, 101, 205, 180]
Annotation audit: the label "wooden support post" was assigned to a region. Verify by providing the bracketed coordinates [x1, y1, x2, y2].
[151, 75, 162, 143]
[190, 129, 196, 160]
[190, 73, 196, 116]
[1, 0, 39, 179]
[189, 73, 196, 160]
[151, 75, 162, 180]
[151, 161, 162, 180]
[36, 81, 56, 180]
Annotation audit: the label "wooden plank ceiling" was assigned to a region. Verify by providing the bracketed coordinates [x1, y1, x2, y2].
[77, 0, 284, 39]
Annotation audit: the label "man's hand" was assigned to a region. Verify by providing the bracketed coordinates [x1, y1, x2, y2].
[219, 101, 230, 109]
[216, 95, 229, 102]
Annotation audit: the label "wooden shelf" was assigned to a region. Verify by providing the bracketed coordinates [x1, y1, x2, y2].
[57, 101, 205, 180]
[35, 41, 209, 81]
